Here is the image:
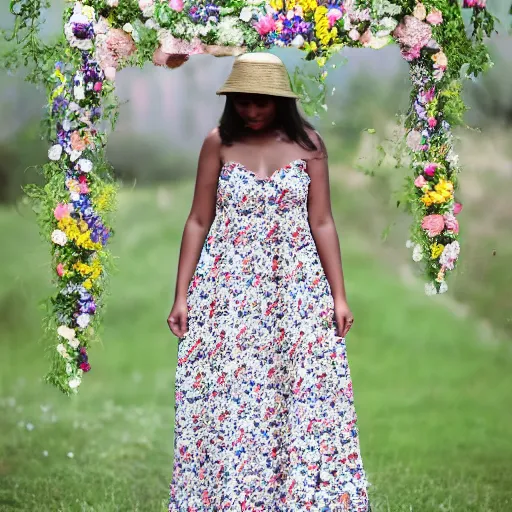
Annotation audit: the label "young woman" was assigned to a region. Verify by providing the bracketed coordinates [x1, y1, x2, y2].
[167, 52, 371, 511]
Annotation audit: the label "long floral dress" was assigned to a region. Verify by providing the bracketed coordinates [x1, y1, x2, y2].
[169, 159, 370, 511]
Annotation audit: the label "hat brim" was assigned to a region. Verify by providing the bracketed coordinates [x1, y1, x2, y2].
[216, 87, 298, 99]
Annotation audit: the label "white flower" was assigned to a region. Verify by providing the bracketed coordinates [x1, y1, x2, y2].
[68, 337, 80, 349]
[43, 450, 49, 457]
[57, 343, 71, 360]
[68, 377, 81, 389]
[62, 119, 72, 132]
[291, 34, 305, 48]
[405, 239, 414, 249]
[67, 451, 75, 457]
[412, 244, 423, 262]
[439, 281, 448, 294]
[123, 23, 134, 33]
[239, 7, 254, 22]
[57, 325, 76, 341]
[107, 0, 119, 6]
[74, 85, 85, 100]
[424, 282, 437, 296]
[440, 241, 460, 270]
[70, 150, 82, 162]
[217, 17, 244, 46]
[48, 144, 63, 161]
[51, 229, 68, 246]
[65, 363, 73, 375]
[76, 314, 90, 329]
[76, 158, 93, 173]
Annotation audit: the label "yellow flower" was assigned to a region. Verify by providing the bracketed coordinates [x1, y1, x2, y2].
[83, 279, 93, 290]
[270, 0, 284, 10]
[431, 243, 445, 259]
[299, 0, 318, 13]
[421, 194, 433, 207]
[82, 5, 95, 20]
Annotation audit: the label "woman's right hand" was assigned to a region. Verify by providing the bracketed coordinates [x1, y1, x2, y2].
[167, 297, 188, 339]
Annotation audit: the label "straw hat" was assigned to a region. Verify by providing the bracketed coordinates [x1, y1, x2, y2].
[216, 52, 298, 99]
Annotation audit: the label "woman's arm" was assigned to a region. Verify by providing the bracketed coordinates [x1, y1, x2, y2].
[306, 131, 354, 337]
[173, 128, 221, 302]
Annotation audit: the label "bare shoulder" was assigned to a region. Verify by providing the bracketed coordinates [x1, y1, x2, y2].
[305, 127, 328, 159]
[203, 127, 222, 149]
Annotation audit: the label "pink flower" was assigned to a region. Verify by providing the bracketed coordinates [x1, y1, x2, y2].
[414, 175, 428, 187]
[421, 214, 445, 237]
[424, 163, 438, 176]
[93, 82, 103, 92]
[56, 263, 65, 277]
[393, 15, 432, 60]
[443, 213, 459, 234]
[426, 9, 443, 25]
[424, 87, 435, 102]
[54, 203, 71, 220]
[79, 182, 90, 194]
[453, 202, 463, 215]
[169, 0, 183, 12]
[96, 28, 137, 72]
[254, 15, 276, 36]
[428, 117, 437, 128]
[159, 34, 205, 55]
[327, 8, 343, 28]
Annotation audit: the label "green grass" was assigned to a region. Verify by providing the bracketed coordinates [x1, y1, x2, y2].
[0, 177, 511, 511]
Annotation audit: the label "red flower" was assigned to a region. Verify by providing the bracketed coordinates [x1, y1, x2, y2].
[80, 362, 91, 372]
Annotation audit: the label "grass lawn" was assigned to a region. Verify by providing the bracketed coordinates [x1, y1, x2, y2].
[0, 177, 511, 511]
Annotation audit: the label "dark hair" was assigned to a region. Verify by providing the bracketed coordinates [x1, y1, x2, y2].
[218, 93, 319, 152]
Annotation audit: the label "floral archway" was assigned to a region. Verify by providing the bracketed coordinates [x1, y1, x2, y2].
[1, 0, 496, 394]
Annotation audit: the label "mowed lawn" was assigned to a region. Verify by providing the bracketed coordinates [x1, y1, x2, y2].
[0, 176, 511, 511]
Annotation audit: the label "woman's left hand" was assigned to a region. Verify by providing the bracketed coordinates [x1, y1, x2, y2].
[333, 299, 355, 338]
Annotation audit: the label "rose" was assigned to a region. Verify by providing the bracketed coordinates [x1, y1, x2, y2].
[424, 163, 438, 176]
[426, 9, 443, 25]
[56, 263, 65, 277]
[414, 175, 427, 187]
[453, 202, 463, 215]
[421, 214, 445, 237]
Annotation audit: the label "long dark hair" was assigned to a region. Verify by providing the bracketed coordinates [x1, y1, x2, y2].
[218, 94, 318, 152]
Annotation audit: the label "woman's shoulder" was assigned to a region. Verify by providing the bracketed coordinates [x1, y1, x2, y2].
[304, 127, 328, 160]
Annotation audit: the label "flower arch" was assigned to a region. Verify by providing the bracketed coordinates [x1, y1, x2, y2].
[1, 0, 497, 394]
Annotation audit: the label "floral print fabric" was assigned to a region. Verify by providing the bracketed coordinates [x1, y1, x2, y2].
[169, 159, 370, 511]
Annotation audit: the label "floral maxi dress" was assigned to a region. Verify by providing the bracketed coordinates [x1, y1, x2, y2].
[169, 159, 370, 511]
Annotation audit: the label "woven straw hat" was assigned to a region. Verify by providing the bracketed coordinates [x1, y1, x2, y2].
[216, 52, 298, 99]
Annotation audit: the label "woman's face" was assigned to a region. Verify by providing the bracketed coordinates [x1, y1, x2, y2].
[232, 94, 277, 131]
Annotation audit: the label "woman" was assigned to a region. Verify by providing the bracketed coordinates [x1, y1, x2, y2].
[167, 52, 371, 511]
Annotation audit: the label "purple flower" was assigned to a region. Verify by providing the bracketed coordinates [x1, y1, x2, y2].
[72, 22, 94, 40]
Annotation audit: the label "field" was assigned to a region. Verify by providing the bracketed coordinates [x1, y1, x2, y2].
[1, 171, 511, 511]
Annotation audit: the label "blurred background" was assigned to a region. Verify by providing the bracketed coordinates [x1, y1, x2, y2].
[1, 1, 512, 511]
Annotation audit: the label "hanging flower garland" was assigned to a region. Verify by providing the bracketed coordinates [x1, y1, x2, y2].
[1, 0, 497, 394]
